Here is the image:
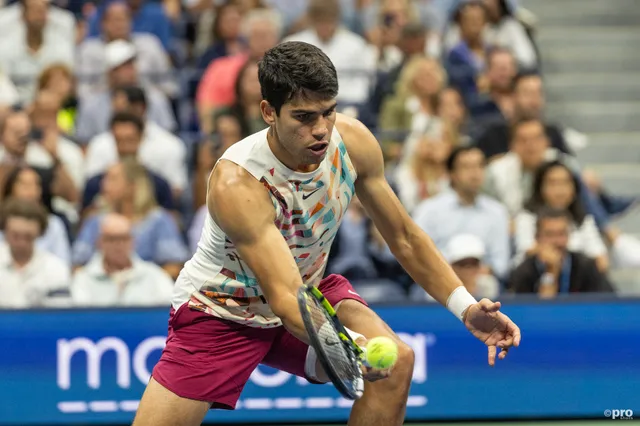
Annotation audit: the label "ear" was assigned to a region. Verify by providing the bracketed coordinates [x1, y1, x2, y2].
[260, 100, 276, 126]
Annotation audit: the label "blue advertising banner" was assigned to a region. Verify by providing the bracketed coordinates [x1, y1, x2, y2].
[1, 298, 639, 425]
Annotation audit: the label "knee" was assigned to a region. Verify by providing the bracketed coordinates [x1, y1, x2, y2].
[389, 340, 414, 386]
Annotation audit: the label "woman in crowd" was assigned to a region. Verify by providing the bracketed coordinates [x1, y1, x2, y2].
[437, 86, 471, 145]
[0, 166, 71, 264]
[72, 159, 188, 278]
[226, 59, 266, 138]
[196, 2, 244, 71]
[514, 160, 609, 271]
[37, 64, 78, 137]
[379, 55, 446, 161]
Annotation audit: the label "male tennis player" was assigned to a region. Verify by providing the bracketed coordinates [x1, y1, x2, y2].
[133, 41, 521, 426]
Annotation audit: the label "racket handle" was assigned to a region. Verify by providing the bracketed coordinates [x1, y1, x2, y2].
[358, 346, 372, 368]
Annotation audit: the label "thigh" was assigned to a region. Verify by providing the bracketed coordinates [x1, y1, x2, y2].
[151, 303, 278, 410]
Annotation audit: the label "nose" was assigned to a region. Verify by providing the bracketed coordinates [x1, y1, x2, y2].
[311, 117, 329, 141]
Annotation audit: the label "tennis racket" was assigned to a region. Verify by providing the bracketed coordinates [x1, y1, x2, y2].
[297, 284, 368, 400]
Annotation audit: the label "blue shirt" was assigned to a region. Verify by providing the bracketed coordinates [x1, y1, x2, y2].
[413, 190, 511, 278]
[72, 209, 189, 266]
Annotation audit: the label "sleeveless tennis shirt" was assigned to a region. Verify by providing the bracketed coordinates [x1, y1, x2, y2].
[173, 128, 357, 328]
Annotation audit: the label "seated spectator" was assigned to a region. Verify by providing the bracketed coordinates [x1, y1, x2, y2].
[71, 213, 174, 307]
[366, 0, 409, 74]
[196, 2, 245, 72]
[36, 64, 78, 136]
[197, 8, 281, 134]
[75, 40, 176, 143]
[445, 1, 490, 112]
[77, 1, 176, 98]
[468, 47, 517, 127]
[413, 146, 510, 278]
[476, 72, 573, 160]
[508, 208, 613, 297]
[0, 198, 70, 308]
[72, 159, 188, 278]
[0, 165, 70, 264]
[437, 87, 471, 145]
[445, 0, 537, 70]
[378, 56, 445, 160]
[86, 0, 173, 52]
[514, 161, 608, 271]
[84, 88, 186, 197]
[0, 0, 74, 104]
[0, 109, 78, 206]
[393, 123, 456, 213]
[0, 0, 75, 42]
[284, 0, 377, 105]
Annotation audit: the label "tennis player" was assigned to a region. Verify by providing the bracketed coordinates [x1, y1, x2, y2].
[133, 41, 521, 426]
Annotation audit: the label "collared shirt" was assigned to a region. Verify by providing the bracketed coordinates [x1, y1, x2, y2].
[71, 253, 174, 307]
[0, 214, 70, 265]
[75, 89, 176, 143]
[413, 189, 511, 278]
[84, 121, 187, 191]
[283, 28, 377, 104]
[0, 243, 71, 309]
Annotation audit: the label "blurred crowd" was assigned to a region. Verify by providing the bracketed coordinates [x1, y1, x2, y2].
[0, 0, 636, 310]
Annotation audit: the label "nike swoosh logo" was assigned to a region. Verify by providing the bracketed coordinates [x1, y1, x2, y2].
[302, 188, 322, 200]
[347, 290, 360, 297]
[325, 336, 340, 346]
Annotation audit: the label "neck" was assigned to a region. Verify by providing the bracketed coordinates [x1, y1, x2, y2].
[414, 161, 445, 180]
[417, 96, 434, 115]
[244, 102, 261, 118]
[455, 188, 477, 205]
[466, 38, 482, 50]
[115, 199, 135, 219]
[103, 257, 133, 275]
[267, 127, 320, 173]
[12, 251, 33, 268]
[26, 29, 43, 51]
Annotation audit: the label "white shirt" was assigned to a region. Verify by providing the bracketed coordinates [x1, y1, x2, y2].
[0, 4, 75, 42]
[23, 137, 85, 190]
[513, 210, 607, 264]
[284, 27, 377, 104]
[84, 121, 187, 191]
[0, 242, 71, 309]
[0, 70, 19, 106]
[0, 213, 70, 265]
[71, 253, 174, 307]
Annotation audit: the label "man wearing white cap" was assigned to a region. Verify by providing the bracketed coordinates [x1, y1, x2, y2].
[75, 39, 176, 144]
[444, 234, 500, 300]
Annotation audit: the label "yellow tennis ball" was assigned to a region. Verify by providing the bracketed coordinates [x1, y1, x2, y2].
[365, 336, 398, 369]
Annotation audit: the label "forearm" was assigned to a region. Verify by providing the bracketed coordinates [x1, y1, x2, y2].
[51, 165, 79, 203]
[391, 223, 464, 305]
[272, 292, 310, 345]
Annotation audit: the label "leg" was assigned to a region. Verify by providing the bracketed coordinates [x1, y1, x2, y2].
[338, 300, 414, 426]
[132, 378, 210, 426]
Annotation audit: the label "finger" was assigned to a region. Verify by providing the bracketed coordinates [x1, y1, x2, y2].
[479, 299, 501, 313]
[497, 335, 514, 348]
[488, 345, 496, 367]
[499, 349, 508, 360]
[509, 322, 522, 347]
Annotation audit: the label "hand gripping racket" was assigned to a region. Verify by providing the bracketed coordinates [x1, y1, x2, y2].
[297, 284, 368, 400]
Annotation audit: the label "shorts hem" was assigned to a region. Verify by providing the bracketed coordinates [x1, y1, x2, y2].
[151, 373, 237, 410]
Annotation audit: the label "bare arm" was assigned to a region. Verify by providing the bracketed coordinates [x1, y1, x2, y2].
[208, 160, 309, 343]
[336, 115, 463, 306]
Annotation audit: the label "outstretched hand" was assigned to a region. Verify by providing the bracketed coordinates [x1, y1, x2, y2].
[463, 299, 521, 366]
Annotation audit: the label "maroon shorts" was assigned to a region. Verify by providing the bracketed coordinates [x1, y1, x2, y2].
[152, 274, 367, 409]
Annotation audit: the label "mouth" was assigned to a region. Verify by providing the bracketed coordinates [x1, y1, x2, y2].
[308, 141, 329, 157]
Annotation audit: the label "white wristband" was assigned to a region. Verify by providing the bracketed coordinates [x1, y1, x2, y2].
[446, 286, 478, 322]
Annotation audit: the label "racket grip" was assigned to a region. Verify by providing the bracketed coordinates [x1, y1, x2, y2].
[358, 346, 372, 368]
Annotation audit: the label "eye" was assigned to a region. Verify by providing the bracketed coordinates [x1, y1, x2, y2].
[295, 113, 314, 123]
[323, 109, 335, 118]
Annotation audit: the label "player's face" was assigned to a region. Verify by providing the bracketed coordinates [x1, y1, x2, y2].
[266, 96, 338, 168]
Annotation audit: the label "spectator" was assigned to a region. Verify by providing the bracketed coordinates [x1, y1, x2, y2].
[84, 88, 187, 197]
[86, 0, 174, 52]
[413, 146, 510, 278]
[284, 0, 377, 105]
[445, 1, 490, 112]
[0, 0, 74, 104]
[0, 109, 78, 205]
[196, 2, 245, 71]
[0, 0, 75, 42]
[0, 70, 19, 110]
[378, 56, 446, 160]
[508, 208, 613, 297]
[437, 87, 471, 145]
[36, 64, 78, 136]
[0, 165, 70, 264]
[393, 122, 457, 213]
[82, 112, 175, 214]
[445, 0, 537, 70]
[476, 72, 572, 160]
[77, 1, 177, 98]
[366, 0, 409, 74]
[75, 40, 176, 143]
[71, 213, 174, 307]
[222, 60, 267, 138]
[0, 198, 70, 308]
[469, 47, 516, 127]
[514, 160, 608, 271]
[197, 8, 281, 134]
[72, 159, 189, 278]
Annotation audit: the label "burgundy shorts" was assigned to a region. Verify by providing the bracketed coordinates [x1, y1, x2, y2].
[152, 274, 367, 409]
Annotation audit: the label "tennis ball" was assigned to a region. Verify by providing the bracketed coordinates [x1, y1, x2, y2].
[365, 336, 398, 369]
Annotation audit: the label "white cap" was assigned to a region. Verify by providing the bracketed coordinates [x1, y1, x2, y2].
[105, 40, 137, 71]
[444, 234, 485, 265]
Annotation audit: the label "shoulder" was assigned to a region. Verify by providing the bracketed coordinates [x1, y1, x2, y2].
[133, 33, 164, 50]
[40, 249, 70, 277]
[478, 194, 509, 215]
[335, 113, 384, 178]
[338, 28, 368, 46]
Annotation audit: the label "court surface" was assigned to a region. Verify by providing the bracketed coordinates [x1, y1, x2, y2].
[280, 422, 607, 426]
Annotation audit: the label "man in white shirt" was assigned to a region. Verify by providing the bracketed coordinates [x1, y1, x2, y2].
[76, 1, 177, 98]
[0, 198, 70, 308]
[284, 0, 376, 105]
[0, 0, 74, 104]
[71, 213, 174, 307]
[84, 86, 187, 197]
